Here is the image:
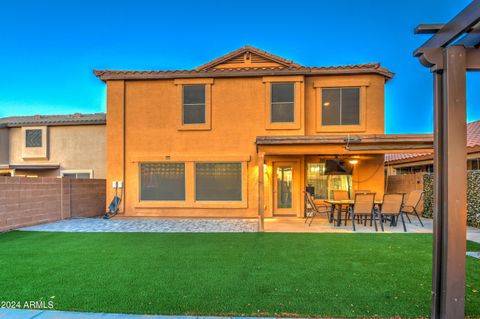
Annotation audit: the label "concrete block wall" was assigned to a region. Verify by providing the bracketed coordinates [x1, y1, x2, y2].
[385, 173, 424, 194]
[0, 177, 106, 232]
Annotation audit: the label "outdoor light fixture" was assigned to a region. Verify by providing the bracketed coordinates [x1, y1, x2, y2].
[349, 159, 359, 165]
[323, 102, 330, 107]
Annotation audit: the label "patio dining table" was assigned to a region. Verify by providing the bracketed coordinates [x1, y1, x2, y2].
[324, 199, 383, 227]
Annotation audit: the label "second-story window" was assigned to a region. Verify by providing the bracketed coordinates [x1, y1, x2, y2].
[271, 83, 295, 123]
[322, 87, 360, 126]
[183, 85, 206, 124]
[25, 129, 42, 147]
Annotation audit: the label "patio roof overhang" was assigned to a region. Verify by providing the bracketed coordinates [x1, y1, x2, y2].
[9, 163, 60, 170]
[256, 134, 433, 155]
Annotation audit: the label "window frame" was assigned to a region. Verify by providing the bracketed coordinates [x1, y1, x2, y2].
[134, 157, 249, 209]
[25, 129, 43, 148]
[182, 84, 207, 125]
[60, 169, 94, 179]
[270, 82, 295, 124]
[314, 79, 369, 132]
[175, 78, 213, 131]
[263, 76, 303, 130]
[321, 87, 360, 126]
[139, 162, 187, 202]
[21, 126, 48, 159]
[194, 162, 243, 202]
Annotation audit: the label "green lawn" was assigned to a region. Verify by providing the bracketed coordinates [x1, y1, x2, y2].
[0, 231, 479, 318]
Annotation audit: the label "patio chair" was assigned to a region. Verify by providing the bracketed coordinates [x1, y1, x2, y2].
[345, 193, 377, 231]
[331, 190, 350, 221]
[401, 190, 424, 227]
[353, 190, 371, 222]
[304, 191, 330, 226]
[378, 193, 406, 232]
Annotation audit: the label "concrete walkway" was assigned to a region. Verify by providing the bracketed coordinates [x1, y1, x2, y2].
[19, 218, 258, 233]
[0, 309, 268, 319]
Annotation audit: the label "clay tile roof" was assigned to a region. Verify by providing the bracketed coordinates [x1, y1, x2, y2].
[0, 112, 106, 128]
[93, 46, 394, 81]
[467, 119, 480, 147]
[385, 120, 480, 164]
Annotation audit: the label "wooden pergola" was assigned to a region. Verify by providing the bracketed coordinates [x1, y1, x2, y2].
[414, 1, 480, 318]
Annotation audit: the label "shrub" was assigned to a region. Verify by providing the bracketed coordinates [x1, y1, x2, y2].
[422, 171, 480, 228]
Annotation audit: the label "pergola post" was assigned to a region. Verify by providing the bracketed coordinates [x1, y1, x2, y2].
[258, 152, 265, 232]
[431, 45, 467, 319]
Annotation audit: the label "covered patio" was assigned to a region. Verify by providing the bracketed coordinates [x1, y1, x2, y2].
[256, 134, 433, 231]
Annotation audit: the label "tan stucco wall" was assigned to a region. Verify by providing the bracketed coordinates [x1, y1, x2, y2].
[9, 125, 106, 178]
[106, 74, 386, 217]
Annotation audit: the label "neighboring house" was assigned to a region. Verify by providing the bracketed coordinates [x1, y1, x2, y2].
[94, 46, 432, 218]
[385, 120, 480, 175]
[0, 113, 106, 178]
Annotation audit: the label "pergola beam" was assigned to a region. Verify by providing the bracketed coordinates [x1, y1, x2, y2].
[414, 0, 480, 56]
[414, 24, 445, 34]
[456, 24, 480, 47]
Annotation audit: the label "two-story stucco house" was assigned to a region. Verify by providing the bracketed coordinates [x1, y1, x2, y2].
[94, 46, 431, 221]
[0, 113, 106, 178]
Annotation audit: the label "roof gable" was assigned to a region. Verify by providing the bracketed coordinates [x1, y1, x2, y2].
[195, 46, 303, 71]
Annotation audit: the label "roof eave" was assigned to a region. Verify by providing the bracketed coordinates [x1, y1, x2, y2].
[93, 68, 395, 82]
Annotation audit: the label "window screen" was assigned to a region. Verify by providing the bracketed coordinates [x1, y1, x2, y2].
[183, 85, 206, 124]
[26, 129, 42, 147]
[140, 163, 185, 201]
[271, 83, 294, 123]
[195, 163, 242, 201]
[322, 88, 360, 126]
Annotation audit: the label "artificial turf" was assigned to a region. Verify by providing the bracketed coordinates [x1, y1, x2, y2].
[0, 231, 478, 318]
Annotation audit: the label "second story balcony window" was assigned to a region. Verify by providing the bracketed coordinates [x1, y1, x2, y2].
[321, 87, 360, 126]
[182, 85, 206, 124]
[271, 83, 295, 123]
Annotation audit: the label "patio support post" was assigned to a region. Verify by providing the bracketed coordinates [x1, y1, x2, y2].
[258, 152, 265, 232]
[431, 45, 467, 319]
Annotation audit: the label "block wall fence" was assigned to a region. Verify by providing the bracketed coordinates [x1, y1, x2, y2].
[0, 177, 106, 232]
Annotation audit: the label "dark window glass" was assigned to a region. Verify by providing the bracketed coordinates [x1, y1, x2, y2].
[183, 85, 206, 124]
[195, 163, 242, 201]
[26, 129, 42, 147]
[140, 163, 185, 201]
[271, 83, 294, 123]
[322, 88, 360, 126]
[341, 88, 360, 125]
[321, 89, 341, 126]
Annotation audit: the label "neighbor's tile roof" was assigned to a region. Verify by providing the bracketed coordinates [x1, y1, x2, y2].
[0, 113, 106, 128]
[385, 120, 480, 164]
[94, 46, 394, 81]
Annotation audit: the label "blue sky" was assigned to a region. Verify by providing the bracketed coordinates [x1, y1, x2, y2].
[0, 0, 479, 133]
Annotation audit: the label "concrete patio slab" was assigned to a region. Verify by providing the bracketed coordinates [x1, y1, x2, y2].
[264, 216, 432, 233]
[18, 218, 258, 233]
